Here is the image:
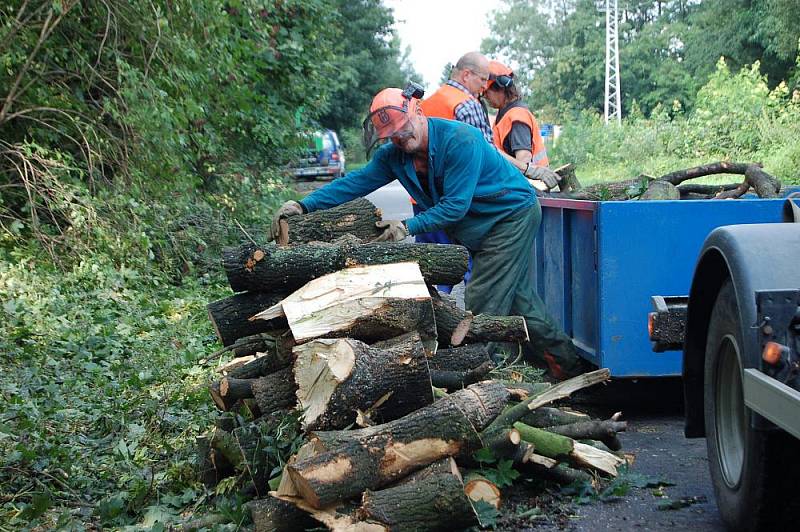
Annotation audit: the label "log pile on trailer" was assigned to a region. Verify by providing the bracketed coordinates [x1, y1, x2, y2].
[196, 198, 629, 530]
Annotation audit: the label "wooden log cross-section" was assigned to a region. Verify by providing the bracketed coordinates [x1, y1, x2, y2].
[293, 333, 434, 431]
[223, 236, 469, 294]
[209, 366, 298, 412]
[274, 197, 383, 246]
[283, 381, 510, 509]
[252, 262, 437, 347]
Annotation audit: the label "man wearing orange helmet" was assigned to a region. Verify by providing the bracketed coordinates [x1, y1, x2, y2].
[270, 84, 587, 380]
[484, 60, 561, 191]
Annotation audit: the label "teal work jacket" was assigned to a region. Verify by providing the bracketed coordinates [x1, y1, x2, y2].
[299, 118, 537, 251]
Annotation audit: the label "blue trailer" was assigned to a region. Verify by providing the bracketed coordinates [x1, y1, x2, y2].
[531, 192, 798, 377]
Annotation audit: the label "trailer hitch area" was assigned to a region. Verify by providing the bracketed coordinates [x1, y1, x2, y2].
[648, 295, 688, 352]
[756, 289, 800, 388]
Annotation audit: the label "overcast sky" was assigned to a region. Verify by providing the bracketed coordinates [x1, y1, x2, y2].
[384, 0, 504, 92]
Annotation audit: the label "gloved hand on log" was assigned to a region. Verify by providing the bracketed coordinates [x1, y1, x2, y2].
[525, 165, 560, 190]
[374, 220, 408, 242]
[270, 200, 303, 241]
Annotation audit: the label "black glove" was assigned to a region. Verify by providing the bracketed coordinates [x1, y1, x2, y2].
[270, 200, 303, 241]
[374, 220, 408, 242]
[525, 165, 560, 190]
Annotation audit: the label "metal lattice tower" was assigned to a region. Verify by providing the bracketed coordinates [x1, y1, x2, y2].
[604, 0, 621, 125]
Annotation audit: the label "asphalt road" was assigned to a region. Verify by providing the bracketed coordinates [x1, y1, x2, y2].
[294, 178, 725, 531]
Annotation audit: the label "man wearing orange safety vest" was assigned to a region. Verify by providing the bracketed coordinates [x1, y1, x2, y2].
[411, 52, 493, 292]
[484, 60, 560, 190]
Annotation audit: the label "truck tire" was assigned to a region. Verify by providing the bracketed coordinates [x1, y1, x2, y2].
[703, 280, 800, 531]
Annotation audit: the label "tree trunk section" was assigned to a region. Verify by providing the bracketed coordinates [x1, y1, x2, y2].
[517, 406, 589, 428]
[546, 419, 627, 451]
[359, 462, 478, 531]
[555, 163, 581, 193]
[428, 344, 492, 371]
[247, 497, 317, 532]
[513, 422, 574, 458]
[223, 239, 469, 293]
[208, 292, 287, 346]
[252, 367, 299, 413]
[430, 360, 495, 390]
[431, 295, 528, 346]
[276, 198, 383, 245]
[293, 334, 433, 431]
[287, 381, 509, 508]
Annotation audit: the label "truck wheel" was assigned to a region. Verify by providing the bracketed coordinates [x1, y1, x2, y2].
[704, 280, 800, 531]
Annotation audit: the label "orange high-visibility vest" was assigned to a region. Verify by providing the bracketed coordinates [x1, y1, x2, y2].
[492, 105, 549, 167]
[420, 84, 474, 120]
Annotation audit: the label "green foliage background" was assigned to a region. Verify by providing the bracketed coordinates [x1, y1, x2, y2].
[2, 0, 800, 529]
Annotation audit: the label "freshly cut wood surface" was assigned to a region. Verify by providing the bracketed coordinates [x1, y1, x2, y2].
[293, 334, 433, 431]
[253, 262, 436, 345]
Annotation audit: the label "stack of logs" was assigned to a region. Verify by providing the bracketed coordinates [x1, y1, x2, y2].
[199, 198, 628, 531]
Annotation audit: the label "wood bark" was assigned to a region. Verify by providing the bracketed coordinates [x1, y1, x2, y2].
[210, 367, 297, 412]
[275, 197, 382, 246]
[247, 497, 317, 532]
[287, 381, 509, 508]
[223, 238, 469, 294]
[430, 294, 529, 346]
[517, 406, 589, 428]
[546, 419, 627, 451]
[207, 292, 287, 346]
[428, 344, 492, 371]
[359, 460, 477, 531]
[253, 263, 437, 346]
[555, 163, 581, 193]
[293, 334, 433, 431]
[639, 180, 679, 200]
[518, 462, 593, 486]
[430, 360, 496, 390]
[677, 183, 741, 198]
[222, 341, 294, 379]
[513, 422, 574, 458]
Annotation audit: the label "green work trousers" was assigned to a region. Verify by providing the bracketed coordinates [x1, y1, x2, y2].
[464, 203, 584, 377]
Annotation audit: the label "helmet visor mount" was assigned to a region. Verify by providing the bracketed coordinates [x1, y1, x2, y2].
[488, 73, 514, 90]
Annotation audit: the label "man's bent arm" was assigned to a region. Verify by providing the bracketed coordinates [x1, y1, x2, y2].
[300, 152, 394, 213]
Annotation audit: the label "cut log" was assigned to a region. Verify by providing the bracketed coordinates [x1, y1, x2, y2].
[208, 292, 287, 346]
[744, 165, 781, 198]
[253, 262, 436, 346]
[275, 197, 383, 246]
[502, 381, 552, 400]
[518, 406, 590, 428]
[463, 473, 502, 510]
[359, 459, 478, 531]
[222, 340, 295, 379]
[518, 462, 593, 486]
[223, 238, 469, 294]
[713, 182, 750, 200]
[252, 367, 299, 413]
[210, 367, 297, 412]
[430, 360, 495, 390]
[286, 381, 510, 508]
[546, 419, 628, 452]
[430, 294, 529, 346]
[428, 344, 492, 371]
[247, 497, 317, 532]
[293, 334, 433, 431]
[678, 183, 741, 198]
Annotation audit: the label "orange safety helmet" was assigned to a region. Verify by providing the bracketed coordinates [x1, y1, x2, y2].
[487, 60, 514, 90]
[362, 82, 425, 155]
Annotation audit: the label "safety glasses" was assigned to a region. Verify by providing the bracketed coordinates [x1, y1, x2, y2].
[489, 73, 514, 89]
[362, 104, 412, 154]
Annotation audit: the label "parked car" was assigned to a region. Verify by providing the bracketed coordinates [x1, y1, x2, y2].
[291, 129, 345, 180]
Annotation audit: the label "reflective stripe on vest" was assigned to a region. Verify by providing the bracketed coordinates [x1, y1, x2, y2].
[420, 84, 473, 120]
[492, 105, 549, 168]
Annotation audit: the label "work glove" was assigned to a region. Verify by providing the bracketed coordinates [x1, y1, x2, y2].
[525, 165, 560, 190]
[374, 220, 408, 242]
[270, 200, 303, 241]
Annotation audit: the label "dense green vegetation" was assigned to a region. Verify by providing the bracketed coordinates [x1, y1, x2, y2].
[2, 0, 800, 529]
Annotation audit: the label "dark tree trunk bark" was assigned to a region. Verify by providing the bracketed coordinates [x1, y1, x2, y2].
[546, 419, 627, 451]
[431, 295, 529, 346]
[222, 240, 469, 294]
[252, 367, 298, 413]
[288, 381, 509, 508]
[358, 460, 477, 531]
[223, 340, 294, 380]
[247, 497, 317, 532]
[207, 292, 287, 346]
[275, 197, 382, 246]
[430, 360, 495, 390]
[517, 406, 589, 428]
[555, 163, 582, 193]
[293, 334, 433, 431]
